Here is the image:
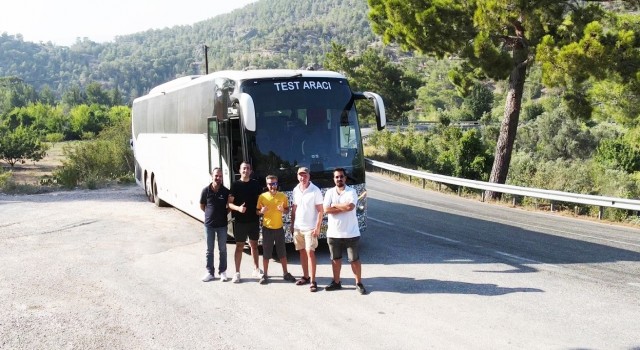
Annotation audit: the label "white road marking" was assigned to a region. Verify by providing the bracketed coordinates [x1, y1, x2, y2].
[369, 216, 460, 243]
[414, 230, 460, 243]
[368, 216, 394, 226]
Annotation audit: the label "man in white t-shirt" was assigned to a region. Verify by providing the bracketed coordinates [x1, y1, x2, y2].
[323, 167, 366, 295]
[290, 166, 324, 292]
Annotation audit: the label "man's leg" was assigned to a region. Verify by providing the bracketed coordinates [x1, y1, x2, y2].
[350, 260, 362, 284]
[308, 249, 316, 283]
[205, 226, 215, 274]
[299, 249, 309, 278]
[216, 227, 228, 274]
[234, 241, 244, 273]
[248, 239, 260, 270]
[331, 258, 342, 283]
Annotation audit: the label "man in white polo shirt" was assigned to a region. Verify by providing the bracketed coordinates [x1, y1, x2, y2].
[323, 167, 366, 295]
[290, 166, 324, 292]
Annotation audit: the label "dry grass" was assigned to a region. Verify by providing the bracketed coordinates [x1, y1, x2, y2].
[0, 142, 68, 192]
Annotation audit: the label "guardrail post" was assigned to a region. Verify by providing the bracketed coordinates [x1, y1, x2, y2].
[550, 201, 555, 212]
[422, 179, 425, 189]
[598, 207, 604, 220]
[512, 196, 516, 207]
[481, 191, 485, 202]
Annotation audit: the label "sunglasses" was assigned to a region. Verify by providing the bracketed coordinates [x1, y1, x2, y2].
[267, 182, 278, 186]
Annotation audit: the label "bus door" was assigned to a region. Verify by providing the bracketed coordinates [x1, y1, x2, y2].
[207, 117, 232, 188]
[217, 119, 233, 186]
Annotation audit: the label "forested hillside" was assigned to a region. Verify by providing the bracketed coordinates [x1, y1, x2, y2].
[0, 0, 375, 102]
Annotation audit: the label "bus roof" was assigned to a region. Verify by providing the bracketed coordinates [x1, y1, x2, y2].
[210, 69, 346, 81]
[137, 69, 347, 100]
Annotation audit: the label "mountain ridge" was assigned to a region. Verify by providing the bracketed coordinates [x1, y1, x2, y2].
[0, 0, 376, 103]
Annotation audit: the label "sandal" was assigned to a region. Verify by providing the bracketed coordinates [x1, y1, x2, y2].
[295, 276, 310, 286]
[310, 281, 317, 292]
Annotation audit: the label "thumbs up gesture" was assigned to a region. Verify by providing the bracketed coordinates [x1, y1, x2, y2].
[238, 202, 246, 213]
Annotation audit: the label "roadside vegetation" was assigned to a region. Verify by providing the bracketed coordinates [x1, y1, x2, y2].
[1, 1, 638, 223]
[0, 80, 134, 192]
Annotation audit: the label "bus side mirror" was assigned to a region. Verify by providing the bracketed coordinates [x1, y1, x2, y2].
[237, 93, 256, 132]
[362, 92, 386, 131]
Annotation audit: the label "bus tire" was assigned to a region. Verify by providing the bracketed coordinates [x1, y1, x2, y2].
[145, 174, 154, 203]
[152, 178, 168, 207]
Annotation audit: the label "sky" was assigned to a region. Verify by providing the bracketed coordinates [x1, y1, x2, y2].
[1, 0, 259, 46]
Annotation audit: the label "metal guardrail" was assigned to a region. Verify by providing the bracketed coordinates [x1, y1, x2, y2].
[365, 158, 640, 218]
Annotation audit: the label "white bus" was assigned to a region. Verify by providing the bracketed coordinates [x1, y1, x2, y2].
[131, 69, 385, 242]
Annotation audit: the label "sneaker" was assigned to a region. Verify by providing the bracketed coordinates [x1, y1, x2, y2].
[219, 271, 228, 282]
[259, 275, 269, 285]
[283, 272, 296, 283]
[325, 280, 342, 291]
[201, 273, 215, 282]
[252, 268, 263, 277]
[356, 283, 367, 295]
[232, 272, 241, 283]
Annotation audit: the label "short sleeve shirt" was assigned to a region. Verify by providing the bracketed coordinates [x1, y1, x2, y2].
[257, 191, 288, 229]
[230, 179, 263, 223]
[292, 182, 323, 231]
[323, 185, 360, 238]
[200, 184, 230, 228]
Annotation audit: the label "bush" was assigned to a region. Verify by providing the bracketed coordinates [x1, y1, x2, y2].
[45, 133, 65, 143]
[53, 117, 134, 189]
[0, 168, 12, 188]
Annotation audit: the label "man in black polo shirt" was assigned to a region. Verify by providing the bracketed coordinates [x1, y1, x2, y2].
[199, 168, 231, 282]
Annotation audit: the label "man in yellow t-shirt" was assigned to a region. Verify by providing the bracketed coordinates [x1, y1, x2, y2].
[256, 175, 296, 284]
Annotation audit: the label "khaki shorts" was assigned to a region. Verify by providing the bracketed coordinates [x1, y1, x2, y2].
[293, 229, 318, 251]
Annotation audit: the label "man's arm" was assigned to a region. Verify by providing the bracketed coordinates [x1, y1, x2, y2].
[313, 204, 323, 237]
[289, 204, 297, 232]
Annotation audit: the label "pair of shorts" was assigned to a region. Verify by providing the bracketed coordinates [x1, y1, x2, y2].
[233, 221, 259, 243]
[262, 227, 285, 260]
[327, 237, 360, 262]
[293, 229, 318, 251]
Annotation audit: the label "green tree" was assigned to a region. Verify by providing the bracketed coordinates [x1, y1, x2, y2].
[0, 125, 49, 167]
[463, 83, 494, 121]
[69, 104, 110, 139]
[62, 85, 87, 106]
[324, 43, 421, 123]
[595, 138, 640, 173]
[367, 0, 640, 198]
[0, 77, 38, 115]
[85, 82, 111, 106]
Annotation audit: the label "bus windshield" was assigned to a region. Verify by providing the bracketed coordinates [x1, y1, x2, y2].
[242, 77, 364, 191]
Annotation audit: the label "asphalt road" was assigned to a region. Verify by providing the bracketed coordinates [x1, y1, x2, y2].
[1, 174, 639, 349]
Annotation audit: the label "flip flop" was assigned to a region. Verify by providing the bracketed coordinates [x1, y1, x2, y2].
[295, 276, 310, 285]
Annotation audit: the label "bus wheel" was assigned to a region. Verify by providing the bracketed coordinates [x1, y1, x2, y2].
[145, 175, 154, 202]
[152, 178, 168, 207]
